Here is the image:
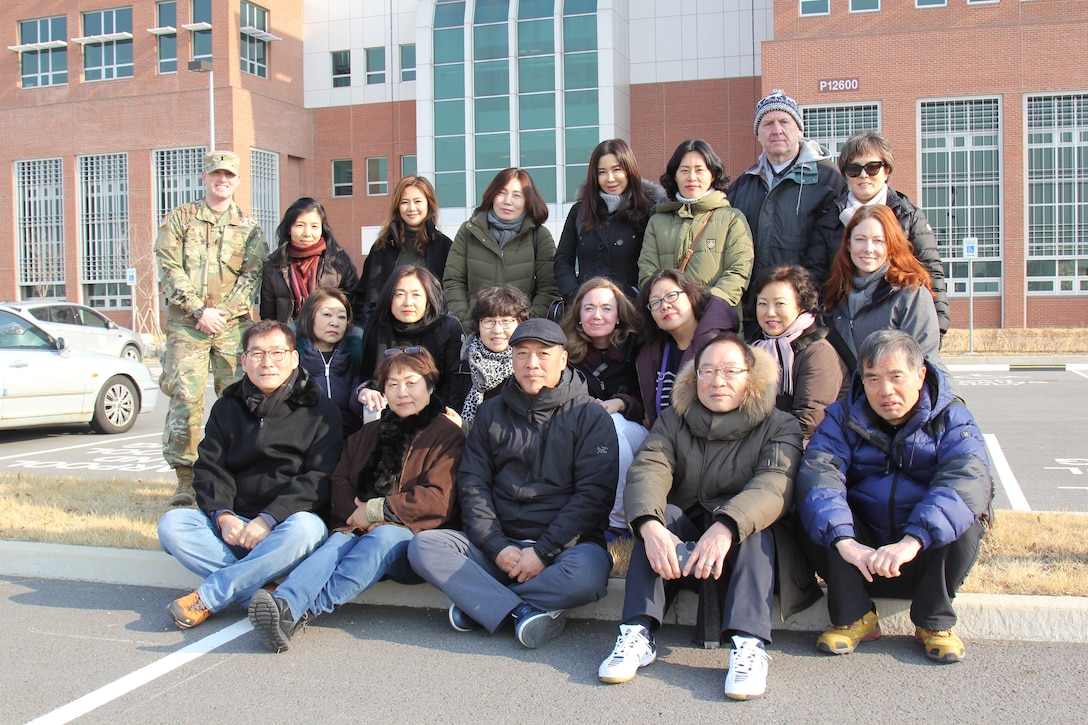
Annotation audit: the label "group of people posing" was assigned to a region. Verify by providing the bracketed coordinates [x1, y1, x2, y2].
[154, 88, 992, 703]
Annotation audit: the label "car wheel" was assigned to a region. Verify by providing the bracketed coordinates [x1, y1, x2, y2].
[90, 375, 139, 434]
[121, 344, 141, 362]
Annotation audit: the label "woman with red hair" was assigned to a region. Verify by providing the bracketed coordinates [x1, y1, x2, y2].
[823, 204, 943, 379]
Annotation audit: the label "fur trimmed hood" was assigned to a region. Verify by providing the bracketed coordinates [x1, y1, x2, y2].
[669, 344, 780, 432]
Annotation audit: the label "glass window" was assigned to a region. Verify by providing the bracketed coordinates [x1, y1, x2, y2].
[332, 159, 353, 197]
[191, 0, 212, 61]
[435, 137, 467, 172]
[519, 93, 556, 130]
[250, 148, 279, 247]
[401, 155, 417, 177]
[153, 147, 205, 225]
[520, 131, 557, 167]
[519, 0, 554, 18]
[434, 65, 465, 100]
[435, 100, 467, 135]
[518, 19, 554, 56]
[519, 56, 555, 93]
[476, 97, 511, 132]
[563, 52, 597, 90]
[82, 8, 134, 82]
[565, 127, 599, 163]
[367, 157, 389, 196]
[436, 172, 467, 208]
[1026, 93, 1088, 295]
[475, 133, 511, 170]
[18, 16, 68, 88]
[332, 50, 351, 87]
[474, 60, 509, 96]
[473, 24, 508, 60]
[921, 98, 1002, 296]
[78, 153, 131, 309]
[433, 28, 464, 64]
[916, 0, 946, 6]
[240, 2, 269, 78]
[800, 0, 830, 15]
[157, 3, 178, 73]
[366, 47, 386, 84]
[850, 0, 880, 11]
[802, 103, 881, 162]
[562, 15, 595, 52]
[400, 44, 416, 81]
[527, 167, 556, 203]
[434, 1, 466, 29]
[564, 0, 596, 12]
[565, 89, 598, 127]
[474, 0, 509, 23]
[15, 158, 66, 300]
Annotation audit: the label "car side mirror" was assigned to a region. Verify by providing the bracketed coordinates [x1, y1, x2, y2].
[54, 336, 68, 351]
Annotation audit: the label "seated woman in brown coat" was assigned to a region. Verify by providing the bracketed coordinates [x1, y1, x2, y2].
[248, 348, 464, 653]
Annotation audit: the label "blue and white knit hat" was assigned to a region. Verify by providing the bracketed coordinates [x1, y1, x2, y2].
[753, 89, 804, 135]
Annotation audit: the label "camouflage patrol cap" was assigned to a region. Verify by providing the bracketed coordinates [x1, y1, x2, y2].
[203, 151, 240, 175]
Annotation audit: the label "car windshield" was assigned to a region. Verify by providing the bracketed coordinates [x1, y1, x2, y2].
[0, 311, 53, 349]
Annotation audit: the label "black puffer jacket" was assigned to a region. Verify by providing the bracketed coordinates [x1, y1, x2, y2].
[360, 314, 467, 411]
[811, 187, 950, 336]
[350, 220, 453, 326]
[554, 180, 667, 303]
[260, 240, 359, 323]
[458, 367, 618, 564]
[194, 368, 343, 523]
[728, 140, 846, 290]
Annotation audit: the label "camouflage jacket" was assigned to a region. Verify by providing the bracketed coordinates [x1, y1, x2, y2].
[155, 200, 267, 323]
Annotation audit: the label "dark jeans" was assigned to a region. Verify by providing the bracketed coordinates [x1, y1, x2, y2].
[808, 517, 985, 631]
[623, 504, 776, 643]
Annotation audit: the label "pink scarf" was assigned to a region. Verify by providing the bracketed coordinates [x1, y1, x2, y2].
[753, 312, 816, 396]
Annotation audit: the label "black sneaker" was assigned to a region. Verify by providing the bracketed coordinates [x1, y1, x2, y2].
[448, 603, 480, 633]
[248, 588, 307, 653]
[514, 606, 568, 649]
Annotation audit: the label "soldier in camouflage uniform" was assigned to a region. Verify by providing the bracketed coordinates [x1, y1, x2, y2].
[156, 151, 267, 506]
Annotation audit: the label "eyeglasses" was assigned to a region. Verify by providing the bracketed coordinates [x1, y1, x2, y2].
[844, 161, 887, 178]
[245, 348, 292, 363]
[479, 318, 518, 330]
[384, 346, 425, 357]
[647, 289, 685, 312]
[695, 367, 749, 381]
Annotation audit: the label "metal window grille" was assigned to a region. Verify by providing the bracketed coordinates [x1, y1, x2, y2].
[250, 148, 280, 251]
[154, 147, 206, 225]
[15, 158, 66, 300]
[801, 104, 881, 162]
[78, 153, 131, 308]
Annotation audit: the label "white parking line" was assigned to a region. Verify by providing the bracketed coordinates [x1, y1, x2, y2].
[0, 433, 161, 461]
[26, 619, 253, 725]
[983, 434, 1031, 512]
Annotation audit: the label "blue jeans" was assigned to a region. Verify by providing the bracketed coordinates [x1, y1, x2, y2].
[157, 508, 327, 612]
[274, 527, 422, 620]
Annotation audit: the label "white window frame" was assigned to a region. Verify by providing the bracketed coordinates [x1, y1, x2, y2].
[366, 157, 388, 196]
[76, 8, 134, 82]
[15, 157, 66, 300]
[250, 148, 280, 251]
[12, 16, 68, 88]
[77, 153, 131, 309]
[153, 146, 205, 224]
[801, 102, 883, 163]
[332, 159, 353, 197]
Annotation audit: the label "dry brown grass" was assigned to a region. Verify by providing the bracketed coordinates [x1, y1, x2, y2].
[607, 511, 1088, 598]
[2, 474, 1086, 597]
[942, 327, 1088, 355]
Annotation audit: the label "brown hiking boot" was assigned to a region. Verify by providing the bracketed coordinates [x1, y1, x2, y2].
[168, 590, 212, 628]
[169, 466, 195, 507]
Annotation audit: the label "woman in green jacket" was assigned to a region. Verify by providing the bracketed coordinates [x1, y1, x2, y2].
[638, 140, 754, 310]
[442, 168, 559, 330]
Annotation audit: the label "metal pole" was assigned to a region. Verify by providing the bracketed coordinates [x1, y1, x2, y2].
[208, 68, 215, 151]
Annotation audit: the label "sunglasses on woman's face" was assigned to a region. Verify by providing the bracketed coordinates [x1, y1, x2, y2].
[844, 161, 887, 178]
[384, 346, 425, 357]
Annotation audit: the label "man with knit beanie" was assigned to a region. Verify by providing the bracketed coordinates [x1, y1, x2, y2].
[728, 90, 845, 331]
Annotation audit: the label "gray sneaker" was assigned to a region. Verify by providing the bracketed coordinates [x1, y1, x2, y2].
[248, 589, 309, 653]
[514, 608, 568, 649]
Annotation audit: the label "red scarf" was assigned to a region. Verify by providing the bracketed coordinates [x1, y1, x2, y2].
[287, 238, 327, 314]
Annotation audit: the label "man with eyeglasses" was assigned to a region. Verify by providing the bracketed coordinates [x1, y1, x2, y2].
[156, 151, 268, 507]
[727, 90, 846, 329]
[409, 318, 618, 649]
[157, 320, 343, 630]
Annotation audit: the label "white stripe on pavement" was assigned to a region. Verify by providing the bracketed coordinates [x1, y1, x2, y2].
[0, 433, 161, 461]
[25, 619, 253, 725]
[983, 434, 1030, 512]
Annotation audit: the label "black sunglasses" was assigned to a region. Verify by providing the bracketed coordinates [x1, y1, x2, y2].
[844, 161, 887, 178]
[384, 346, 425, 357]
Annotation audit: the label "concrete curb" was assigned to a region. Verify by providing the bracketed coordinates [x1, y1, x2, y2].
[3, 540, 1086, 644]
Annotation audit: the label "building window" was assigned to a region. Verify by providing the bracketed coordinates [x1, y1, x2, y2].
[332, 50, 351, 87]
[15, 158, 66, 300]
[154, 147, 205, 225]
[800, 0, 830, 16]
[250, 149, 279, 250]
[154, 2, 178, 73]
[78, 153, 131, 309]
[561, 1, 597, 202]
[920, 97, 1003, 296]
[402, 155, 417, 177]
[802, 103, 881, 162]
[433, 1, 467, 208]
[189, 0, 212, 61]
[400, 44, 416, 82]
[240, 2, 272, 78]
[366, 47, 386, 84]
[916, 0, 946, 6]
[79, 8, 134, 82]
[1026, 93, 1088, 295]
[367, 158, 389, 196]
[850, 0, 880, 11]
[332, 160, 353, 197]
[16, 16, 68, 88]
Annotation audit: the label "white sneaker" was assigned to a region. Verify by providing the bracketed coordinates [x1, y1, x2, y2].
[724, 635, 769, 700]
[598, 624, 657, 683]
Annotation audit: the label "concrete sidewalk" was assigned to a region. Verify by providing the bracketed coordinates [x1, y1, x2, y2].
[3, 540, 1085, 644]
